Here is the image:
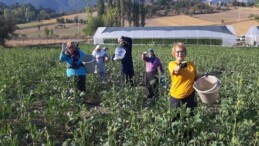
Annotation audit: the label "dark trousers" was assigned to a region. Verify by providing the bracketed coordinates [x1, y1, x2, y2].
[122, 73, 134, 86]
[170, 91, 197, 111]
[145, 72, 159, 98]
[73, 75, 86, 92]
[170, 91, 197, 139]
[121, 63, 134, 86]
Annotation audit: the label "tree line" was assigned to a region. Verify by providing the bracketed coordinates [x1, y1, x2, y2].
[0, 2, 60, 24]
[84, 0, 147, 36]
[83, 0, 222, 35]
[0, 2, 62, 46]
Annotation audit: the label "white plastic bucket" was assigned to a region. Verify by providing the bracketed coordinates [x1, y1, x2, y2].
[193, 75, 221, 104]
[114, 47, 126, 60]
[82, 55, 95, 74]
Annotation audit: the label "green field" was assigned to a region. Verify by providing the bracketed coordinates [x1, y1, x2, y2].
[0, 44, 258, 145]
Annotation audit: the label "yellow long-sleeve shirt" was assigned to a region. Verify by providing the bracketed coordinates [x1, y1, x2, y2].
[168, 61, 198, 99]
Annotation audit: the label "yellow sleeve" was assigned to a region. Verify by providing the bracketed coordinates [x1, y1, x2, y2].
[168, 61, 177, 75]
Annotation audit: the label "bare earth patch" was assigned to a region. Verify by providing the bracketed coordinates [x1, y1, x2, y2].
[194, 7, 259, 23]
[145, 15, 216, 26]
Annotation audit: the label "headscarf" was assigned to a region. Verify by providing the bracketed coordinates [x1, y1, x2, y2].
[147, 48, 156, 62]
[66, 42, 80, 67]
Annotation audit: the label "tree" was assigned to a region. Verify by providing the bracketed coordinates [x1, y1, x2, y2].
[25, 7, 36, 22]
[103, 8, 117, 27]
[120, 0, 125, 26]
[132, 0, 140, 27]
[97, 0, 105, 16]
[123, 0, 133, 27]
[44, 27, 50, 37]
[74, 16, 79, 23]
[145, 4, 153, 18]
[233, 0, 237, 9]
[84, 4, 104, 36]
[116, 0, 121, 26]
[256, 0, 259, 6]
[84, 16, 104, 36]
[108, 0, 113, 9]
[50, 29, 54, 36]
[3, 9, 12, 18]
[37, 10, 49, 20]
[140, 1, 146, 27]
[37, 24, 41, 31]
[0, 14, 17, 46]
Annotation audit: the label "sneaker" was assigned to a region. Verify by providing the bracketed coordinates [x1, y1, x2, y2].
[102, 81, 107, 84]
[79, 91, 86, 97]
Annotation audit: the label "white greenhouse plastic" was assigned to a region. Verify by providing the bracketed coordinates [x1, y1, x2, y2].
[93, 25, 237, 46]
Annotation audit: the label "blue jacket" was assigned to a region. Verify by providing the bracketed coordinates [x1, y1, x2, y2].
[59, 49, 86, 77]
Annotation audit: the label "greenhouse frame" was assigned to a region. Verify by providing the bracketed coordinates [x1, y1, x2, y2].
[93, 25, 237, 46]
[245, 26, 259, 46]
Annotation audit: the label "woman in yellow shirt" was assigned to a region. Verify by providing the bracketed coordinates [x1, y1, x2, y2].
[168, 42, 198, 111]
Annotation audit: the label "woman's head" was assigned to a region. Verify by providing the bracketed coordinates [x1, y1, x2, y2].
[67, 41, 77, 53]
[95, 45, 101, 52]
[171, 42, 187, 61]
[147, 48, 155, 58]
[118, 36, 127, 46]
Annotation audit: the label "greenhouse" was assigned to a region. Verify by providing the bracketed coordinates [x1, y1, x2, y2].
[93, 25, 237, 46]
[245, 26, 259, 46]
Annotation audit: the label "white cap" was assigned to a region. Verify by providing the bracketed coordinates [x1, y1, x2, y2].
[95, 45, 101, 49]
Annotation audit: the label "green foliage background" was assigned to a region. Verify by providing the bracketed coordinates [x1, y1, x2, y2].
[0, 44, 258, 145]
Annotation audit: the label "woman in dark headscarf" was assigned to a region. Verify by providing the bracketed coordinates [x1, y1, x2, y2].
[118, 36, 135, 86]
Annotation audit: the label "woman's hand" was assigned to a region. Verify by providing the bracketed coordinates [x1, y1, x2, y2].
[173, 65, 181, 74]
[179, 61, 187, 69]
[173, 61, 187, 74]
[62, 43, 67, 53]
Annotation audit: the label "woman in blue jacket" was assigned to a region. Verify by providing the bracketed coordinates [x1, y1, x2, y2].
[59, 41, 86, 97]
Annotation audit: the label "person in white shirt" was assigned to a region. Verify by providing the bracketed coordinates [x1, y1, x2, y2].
[92, 45, 110, 83]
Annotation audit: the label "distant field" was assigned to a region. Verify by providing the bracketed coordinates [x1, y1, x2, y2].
[8, 7, 259, 47]
[145, 7, 259, 35]
[17, 13, 89, 29]
[17, 23, 85, 37]
[145, 15, 216, 26]
[194, 7, 259, 23]
[194, 7, 259, 35]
